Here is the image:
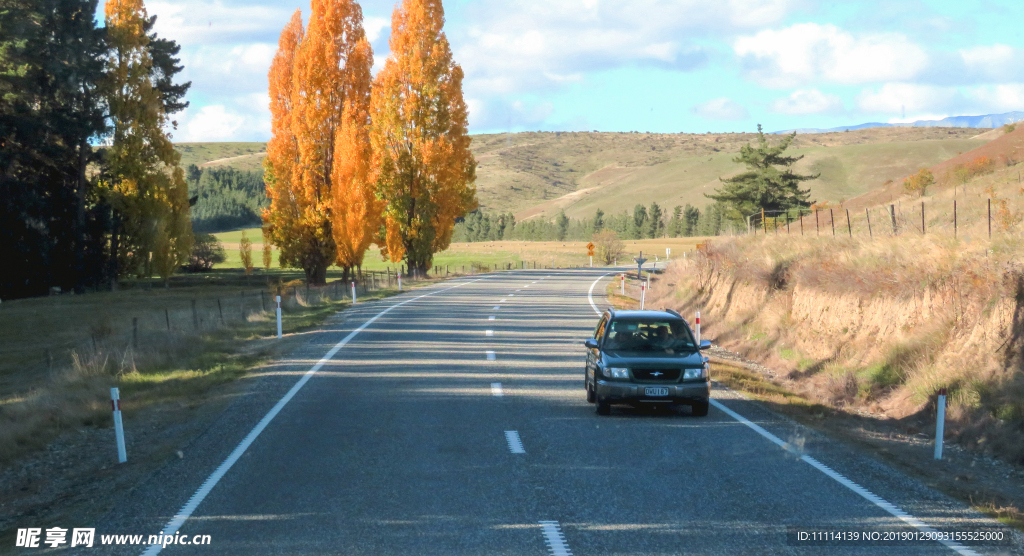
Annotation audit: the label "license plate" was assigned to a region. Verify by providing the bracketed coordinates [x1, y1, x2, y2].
[645, 387, 669, 397]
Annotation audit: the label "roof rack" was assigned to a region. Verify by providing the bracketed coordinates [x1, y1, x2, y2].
[664, 308, 682, 318]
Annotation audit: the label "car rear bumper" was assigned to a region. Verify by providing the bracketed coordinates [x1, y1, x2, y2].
[596, 379, 710, 404]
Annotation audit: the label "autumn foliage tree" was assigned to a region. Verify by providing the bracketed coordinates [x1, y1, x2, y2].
[370, 0, 477, 275]
[102, 0, 192, 280]
[263, 1, 374, 284]
[902, 168, 934, 197]
[263, 11, 303, 275]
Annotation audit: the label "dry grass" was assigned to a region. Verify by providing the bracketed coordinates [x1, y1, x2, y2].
[649, 222, 1024, 465]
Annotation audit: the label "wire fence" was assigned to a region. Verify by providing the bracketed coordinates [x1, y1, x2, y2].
[746, 196, 1024, 240]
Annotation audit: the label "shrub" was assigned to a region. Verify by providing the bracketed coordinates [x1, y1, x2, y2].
[186, 233, 226, 272]
[239, 231, 253, 275]
[1005, 123, 1017, 134]
[592, 229, 623, 265]
[902, 168, 934, 197]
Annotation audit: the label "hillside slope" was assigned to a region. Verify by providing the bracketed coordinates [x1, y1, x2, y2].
[174, 127, 986, 221]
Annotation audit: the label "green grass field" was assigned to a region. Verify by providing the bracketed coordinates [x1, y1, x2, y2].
[212, 227, 707, 272]
[175, 142, 266, 172]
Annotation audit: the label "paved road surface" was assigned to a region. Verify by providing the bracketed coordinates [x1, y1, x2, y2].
[98, 268, 1015, 555]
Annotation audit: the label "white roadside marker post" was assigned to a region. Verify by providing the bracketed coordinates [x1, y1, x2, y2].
[351, 281, 356, 304]
[398, 274, 402, 291]
[935, 387, 947, 460]
[620, 274, 625, 295]
[666, 247, 671, 261]
[589, 255, 593, 267]
[111, 388, 127, 463]
[695, 311, 701, 345]
[276, 296, 282, 338]
[640, 282, 646, 310]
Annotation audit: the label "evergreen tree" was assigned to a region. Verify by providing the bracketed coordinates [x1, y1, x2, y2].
[683, 204, 700, 237]
[632, 204, 648, 238]
[1, 0, 108, 297]
[555, 210, 569, 241]
[592, 208, 604, 233]
[646, 202, 664, 238]
[706, 124, 816, 221]
[668, 206, 682, 237]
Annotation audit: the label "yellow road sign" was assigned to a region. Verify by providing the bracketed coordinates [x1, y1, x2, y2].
[587, 249, 595, 256]
[586, 242, 595, 250]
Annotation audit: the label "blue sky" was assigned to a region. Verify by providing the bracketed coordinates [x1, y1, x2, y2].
[139, 0, 1024, 141]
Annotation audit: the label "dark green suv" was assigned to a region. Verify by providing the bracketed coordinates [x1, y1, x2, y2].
[583, 308, 711, 416]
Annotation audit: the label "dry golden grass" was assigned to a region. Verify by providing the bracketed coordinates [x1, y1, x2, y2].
[650, 225, 1024, 464]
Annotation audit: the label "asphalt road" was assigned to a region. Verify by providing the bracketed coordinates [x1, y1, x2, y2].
[96, 268, 1018, 555]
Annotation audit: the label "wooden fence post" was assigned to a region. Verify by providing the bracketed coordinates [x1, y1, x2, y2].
[866, 208, 872, 238]
[921, 202, 925, 234]
[830, 209, 835, 237]
[846, 209, 852, 237]
[889, 204, 897, 235]
[988, 198, 992, 238]
[165, 308, 171, 331]
[815, 209, 819, 235]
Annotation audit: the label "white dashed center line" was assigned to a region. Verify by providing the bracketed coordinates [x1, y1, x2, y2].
[491, 382, 503, 397]
[486, 330, 494, 337]
[493, 305, 501, 310]
[539, 521, 571, 556]
[504, 431, 525, 454]
[516, 289, 521, 292]
[488, 316, 496, 321]
[500, 298, 507, 302]
[486, 351, 496, 361]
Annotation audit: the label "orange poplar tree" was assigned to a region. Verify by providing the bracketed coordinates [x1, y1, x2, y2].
[263, 11, 304, 274]
[263, 0, 373, 285]
[370, 0, 477, 275]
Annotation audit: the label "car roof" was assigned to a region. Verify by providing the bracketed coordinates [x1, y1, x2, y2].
[607, 309, 684, 320]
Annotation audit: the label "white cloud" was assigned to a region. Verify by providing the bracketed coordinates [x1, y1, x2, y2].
[173, 94, 270, 142]
[966, 84, 1024, 114]
[856, 83, 958, 114]
[454, 0, 803, 99]
[734, 23, 929, 88]
[363, 16, 389, 43]
[148, 0, 294, 45]
[771, 89, 843, 115]
[959, 44, 1020, 80]
[691, 98, 749, 120]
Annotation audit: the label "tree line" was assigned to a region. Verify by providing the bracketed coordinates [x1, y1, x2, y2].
[262, 0, 476, 284]
[452, 202, 729, 243]
[185, 165, 267, 233]
[1, 0, 191, 299]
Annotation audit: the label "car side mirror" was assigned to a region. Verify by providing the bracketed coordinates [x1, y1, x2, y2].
[699, 340, 712, 350]
[584, 338, 599, 349]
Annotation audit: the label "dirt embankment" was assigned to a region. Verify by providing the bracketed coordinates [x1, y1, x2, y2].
[650, 235, 1024, 464]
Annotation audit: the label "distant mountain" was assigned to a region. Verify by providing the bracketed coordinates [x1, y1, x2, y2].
[775, 111, 1024, 134]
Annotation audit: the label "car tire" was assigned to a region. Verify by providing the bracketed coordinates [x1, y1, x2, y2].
[691, 399, 709, 417]
[595, 394, 611, 415]
[586, 380, 595, 403]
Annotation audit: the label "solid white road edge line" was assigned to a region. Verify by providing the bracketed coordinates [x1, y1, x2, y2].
[710, 399, 979, 556]
[140, 278, 485, 556]
[584, 272, 978, 556]
[491, 382, 503, 397]
[539, 521, 572, 556]
[504, 430, 525, 454]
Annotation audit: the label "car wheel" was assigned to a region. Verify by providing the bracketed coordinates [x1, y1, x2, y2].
[586, 380, 595, 403]
[691, 400, 709, 417]
[595, 394, 611, 415]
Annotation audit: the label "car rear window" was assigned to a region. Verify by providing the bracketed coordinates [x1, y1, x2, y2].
[603, 319, 697, 353]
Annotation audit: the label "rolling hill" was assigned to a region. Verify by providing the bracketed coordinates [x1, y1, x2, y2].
[174, 126, 989, 222]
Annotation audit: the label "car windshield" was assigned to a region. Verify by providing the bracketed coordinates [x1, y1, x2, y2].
[603, 319, 696, 353]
